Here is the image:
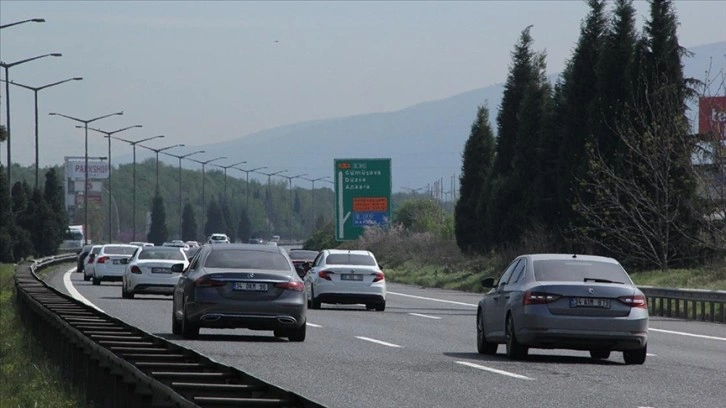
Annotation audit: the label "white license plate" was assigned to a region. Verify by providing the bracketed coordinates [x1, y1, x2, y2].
[233, 282, 268, 292]
[341, 274, 363, 281]
[112, 259, 121, 265]
[151, 267, 171, 274]
[570, 297, 611, 308]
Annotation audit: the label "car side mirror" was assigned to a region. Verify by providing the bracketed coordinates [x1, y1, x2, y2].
[480, 277, 495, 288]
[171, 263, 185, 273]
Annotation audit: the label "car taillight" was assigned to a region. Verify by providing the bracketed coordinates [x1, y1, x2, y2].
[96, 256, 108, 264]
[618, 294, 647, 308]
[372, 271, 385, 282]
[318, 271, 332, 281]
[194, 277, 226, 288]
[275, 281, 304, 292]
[130, 266, 142, 274]
[523, 291, 561, 305]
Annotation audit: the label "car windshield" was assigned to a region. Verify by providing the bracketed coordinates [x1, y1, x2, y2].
[288, 250, 319, 260]
[326, 253, 377, 266]
[104, 246, 138, 255]
[205, 250, 292, 271]
[533, 260, 631, 284]
[139, 249, 186, 261]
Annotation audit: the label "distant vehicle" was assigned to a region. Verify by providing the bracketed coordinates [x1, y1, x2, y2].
[171, 243, 306, 341]
[163, 241, 190, 250]
[248, 238, 263, 244]
[476, 253, 648, 364]
[76, 244, 94, 273]
[304, 249, 386, 311]
[121, 246, 189, 299]
[83, 245, 103, 281]
[287, 249, 319, 278]
[185, 241, 200, 248]
[271, 235, 281, 243]
[60, 225, 85, 252]
[130, 241, 154, 247]
[91, 244, 139, 286]
[207, 233, 230, 244]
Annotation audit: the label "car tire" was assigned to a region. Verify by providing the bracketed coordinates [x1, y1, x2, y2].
[92, 276, 101, 286]
[171, 310, 182, 335]
[83, 273, 90, 282]
[121, 282, 134, 299]
[623, 345, 647, 365]
[287, 323, 306, 342]
[505, 315, 528, 360]
[590, 350, 611, 360]
[477, 311, 498, 355]
[310, 288, 321, 310]
[181, 304, 199, 339]
[374, 301, 386, 312]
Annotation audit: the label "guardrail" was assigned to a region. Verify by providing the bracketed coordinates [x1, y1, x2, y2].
[640, 286, 726, 323]
[15, 254, 327, 408]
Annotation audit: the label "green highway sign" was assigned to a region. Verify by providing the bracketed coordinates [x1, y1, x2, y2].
[334, 158, 392, 241]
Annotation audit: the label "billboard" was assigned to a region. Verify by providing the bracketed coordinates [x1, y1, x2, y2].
[699, 96, 726, 141]
[65, 160, 110, 180]
[334, 158, 391, 241]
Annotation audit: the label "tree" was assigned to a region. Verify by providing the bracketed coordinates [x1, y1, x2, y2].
[304, 221, 337, 251]
[43, 168, 67, 254]
[147, 194, 169, 246]
[11, 181, 34, 261]
[395, 198, 447, 235]
[219, 196, 236, 241]
[455, 105, 496, 253]
[181, 201, 198, 241]
[204, 199, 225, 237]
[0, 166, 15, 261]
[237, 208, 252, 242]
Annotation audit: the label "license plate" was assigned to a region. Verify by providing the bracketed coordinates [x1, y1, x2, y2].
[570, 297, 611, 308]
[233, 282, 268, 291]
[112, 259, 120, 265]
[341, 274, 363, 281]
[151, 267, 171, 274]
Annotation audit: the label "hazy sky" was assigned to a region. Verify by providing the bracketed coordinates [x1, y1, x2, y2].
[1, 1, 724, 178]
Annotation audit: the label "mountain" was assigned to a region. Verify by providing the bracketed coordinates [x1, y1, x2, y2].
[147, 42, 725, 192]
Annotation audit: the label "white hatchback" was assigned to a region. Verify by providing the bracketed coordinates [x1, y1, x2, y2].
[304, 249, 386, 311]
[92, 244, 139, 285]
[121, 246, 189, 298]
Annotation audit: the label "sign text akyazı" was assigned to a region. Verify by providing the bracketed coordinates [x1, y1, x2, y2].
[66, 160, 110, 180]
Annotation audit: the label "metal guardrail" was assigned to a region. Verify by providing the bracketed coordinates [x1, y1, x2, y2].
[640, 286, 726, 323]
[15, 254, 327, 408]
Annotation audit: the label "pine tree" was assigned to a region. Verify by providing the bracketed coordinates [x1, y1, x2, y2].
[237, 208, 251, 242]
[455, 105, 496, 253]
[204, 199, 225, 237]
[181, 201, 198, 241]
[0, 166, 15, 261]
[147, 194, 169, 246]
[11, 181, 34, 261]
[43, 168, 67, 254]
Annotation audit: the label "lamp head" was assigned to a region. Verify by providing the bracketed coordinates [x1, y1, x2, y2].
[50, 53, 62, 57]
[32, 18, 45, 23]
[72, 77, 83, 81]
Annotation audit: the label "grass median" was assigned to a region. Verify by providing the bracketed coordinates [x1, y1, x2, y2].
[0, 263, 84, 408]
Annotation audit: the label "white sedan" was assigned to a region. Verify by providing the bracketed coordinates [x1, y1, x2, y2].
[121, 246, 189, 299]
[92, 244, 139, 285]
[304, 249, 386, 311]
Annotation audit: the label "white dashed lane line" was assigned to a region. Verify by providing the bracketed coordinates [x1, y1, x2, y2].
[62, 268, 105, 313]
[306, 322, 322, 328]
[409, 313, 442, 320]
[649, 328, 726, 342]
[387, 291, 477, 307]
[456, 361, 534, 380]
[355, 336, 402, 348]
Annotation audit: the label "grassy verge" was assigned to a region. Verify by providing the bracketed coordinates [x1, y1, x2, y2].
[0, 263, 85, 408]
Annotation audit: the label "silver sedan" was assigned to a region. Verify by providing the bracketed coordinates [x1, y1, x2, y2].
[476, 254, 648, 364]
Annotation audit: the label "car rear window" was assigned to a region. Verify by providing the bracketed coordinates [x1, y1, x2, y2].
[104, 246, 137, 255]
[288, 250, 319, 260]
[139, 249, 186, 261]
[533, 260, 631, 283]
[326, 253, 377, 266]
[205, 250, 292, 271]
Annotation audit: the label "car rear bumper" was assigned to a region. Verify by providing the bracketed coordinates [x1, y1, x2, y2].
[131, 284, 174, 295]
[315, 293, 385, 305]
[186, 301, 306, 330]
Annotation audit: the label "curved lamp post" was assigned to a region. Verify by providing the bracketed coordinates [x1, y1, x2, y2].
[257, 169, 287, 239]
[139, 143, 185, 192]
[1, 53, 62, 189]
[211, 160, 246, 201]
[277, 173, 307, 237]
[112, 134, 165, 241]
[302, 176, 330, 230]
[0, 18, 45, 29]
[162, 150, 205, 239]
[3, 77, 83, 188]
[188, 156, 227, 228]
[233, 166, 266, 213]
[49, 111, 124, 244]
[85, 124, 143, 242]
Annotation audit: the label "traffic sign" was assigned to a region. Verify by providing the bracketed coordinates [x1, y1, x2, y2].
[334, 158, 391, 241]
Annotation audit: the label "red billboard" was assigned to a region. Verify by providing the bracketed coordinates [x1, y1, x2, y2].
[699, 96, 726, 141]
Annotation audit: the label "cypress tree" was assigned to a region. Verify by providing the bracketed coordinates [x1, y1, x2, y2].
[237, 208, 252, 242]
[147, 194, 169, 246]
[204, 199, 225, 237]
[181, 201, 198, 242]
[44, 168, 68, 254]
[0, 166, 15, 261]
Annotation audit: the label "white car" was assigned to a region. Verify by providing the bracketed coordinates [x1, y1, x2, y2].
[83, 245, 104, 282]
[207, 233, 230, 244]
[121, 246, 189, 299]
[304, 249, 386, 311]
[91, 244, 139, 285]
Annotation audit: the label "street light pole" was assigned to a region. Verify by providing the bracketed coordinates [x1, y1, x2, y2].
[210, 161, 246, 202]
[257, 169, 287, 239]
[302, 176, 330, 230]
[188, 156, 227, 231]
[85, 124, 143, 243]
[277, 173, 307, 238]
[49, 111, 124, 245]
[233, 166, 266, 214]
[112, 134, 165, 241]
[3, 77, 83, 188]
[0, 18, 45, 29]
[162, 150, 205, 239]
[1, 53, 62, 191]
[139, 143, 185, 192]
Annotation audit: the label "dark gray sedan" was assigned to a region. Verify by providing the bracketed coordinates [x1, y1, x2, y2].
[477, 254, 648, 364]
[171, 244, 307, 341]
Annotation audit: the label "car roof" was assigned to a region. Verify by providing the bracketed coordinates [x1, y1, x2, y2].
[325, 249, 373, 256]
[207, 243, 281, 253]
[522, 254, 619, 264]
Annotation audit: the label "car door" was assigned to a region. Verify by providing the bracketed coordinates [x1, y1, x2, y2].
[483, 259, 521, 339]
[304, 251, 326, 299]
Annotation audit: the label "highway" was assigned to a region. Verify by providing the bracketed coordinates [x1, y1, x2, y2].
[45, 264, 726, 408]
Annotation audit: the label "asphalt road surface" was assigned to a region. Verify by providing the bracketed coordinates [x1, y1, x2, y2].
[45, 264, 726, 408]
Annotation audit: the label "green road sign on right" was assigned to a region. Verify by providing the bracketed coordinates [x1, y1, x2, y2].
[334, 158, 392, 241]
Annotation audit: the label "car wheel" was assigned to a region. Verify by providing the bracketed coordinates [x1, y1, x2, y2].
[287, 323, 306, 342]
[623, 345, 647, 365]
[83, 273, 90, 282]
[121, 282, 134, 299]
[171, 309, 181, 335]
[92, 276, 101, 286]
[310, 288, 321, 310]
[477, 311, 498, 355]
[181, 304, 199, 339]
[374, 301, 386, 312]
[505, 315, 528, 360]
[590, 350, 611, 360]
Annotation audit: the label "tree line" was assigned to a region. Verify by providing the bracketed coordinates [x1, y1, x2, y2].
[455, 0, 722, 270]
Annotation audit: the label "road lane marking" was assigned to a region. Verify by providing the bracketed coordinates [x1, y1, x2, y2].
[306, 322, 322, 328]
[456, 361, 534, 380]
[647, 353, 657, 357]
[63, 268, 105, 313]
[355, 336, 401, 348]
[409, 313, 442, 320]
[388, 291, 477, 307]
[650, 328, 726, 341]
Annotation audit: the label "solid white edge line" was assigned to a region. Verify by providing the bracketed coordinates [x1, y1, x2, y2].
[388, 291, 478, 307]
[306, 322, 322, 328]
[355, 336, 402, 348]
[650, 328, 726, 342]
[409, 312, 442, 320]
[63, 268, 105, 313]
[646, 353, 657, 357]
[456, 361, 534, 380]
